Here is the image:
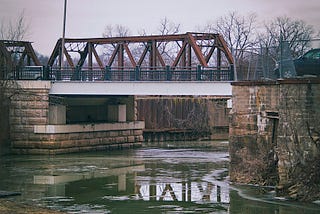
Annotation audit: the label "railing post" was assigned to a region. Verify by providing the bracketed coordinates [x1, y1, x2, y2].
[44, 65, 51, 80]
[43, 66, 49, 80]
[105, 66, 111, 81]
[56, 67, 61, 81]
[196, 65, 202, 81]
[135, 65, 140, 81]
[230, 64, 234, 81]
[71, 65, 81, 81]
[16, 65, 21, 80]
[166, 65, 172, 81]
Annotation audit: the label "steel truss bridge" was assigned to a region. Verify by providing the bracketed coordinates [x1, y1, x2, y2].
[1, 32, 234, 82]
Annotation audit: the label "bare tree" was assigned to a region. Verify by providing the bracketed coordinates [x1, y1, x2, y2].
[157, 17, 180, 36]
[260, 16, 314, 58]
[0, 10, 29, 41]
[156, 17, 181, 65]
[201, 12, 258, 60]
[202, 12, 258, 79]
[0, 11, 29, 146]
[102, 24, 131, 38]
[101, 19, 182, 67]
[0, 10, 30, 71]
[101, 24, 132, 66]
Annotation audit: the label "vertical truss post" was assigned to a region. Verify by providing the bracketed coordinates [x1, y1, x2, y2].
[216, 49, 222, 81]
[152, 41, 157, 68]
[118, 44, 124, 80]
[147, 42, 152, 69]
[182, 45, 186, 67]
[88, 43, 93, 81]
[118, 43, 124, 68]
[217, 48, 221, 70]
[187, 44, 192, 67]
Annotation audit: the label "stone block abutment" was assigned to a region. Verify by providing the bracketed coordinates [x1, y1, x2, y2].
[229, 78, 320, 201]
[7, 81, 144, 154]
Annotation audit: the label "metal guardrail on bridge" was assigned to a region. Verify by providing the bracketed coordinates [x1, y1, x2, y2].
[48, 65, 234, 82]
[2, 65, 234, 81]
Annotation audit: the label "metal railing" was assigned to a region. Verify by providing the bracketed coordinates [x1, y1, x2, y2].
[0, 65, 234, 81]
[1, 66, 45, 80]
[48, 65, 234, 82]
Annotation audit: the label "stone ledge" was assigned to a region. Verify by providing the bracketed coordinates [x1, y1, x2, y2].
[11, 142, 142, 155]
[232, 77, 320, 86]
[16, 80, 52, 89]
[34, 121, 145, 134]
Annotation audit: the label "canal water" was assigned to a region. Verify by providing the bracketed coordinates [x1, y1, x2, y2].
[0, 142, 320, 213]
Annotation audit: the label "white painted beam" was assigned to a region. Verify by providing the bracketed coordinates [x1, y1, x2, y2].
[50, 81, 232, 96]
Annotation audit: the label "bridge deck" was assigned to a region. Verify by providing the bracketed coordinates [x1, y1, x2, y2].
[50, 81, 232, 96]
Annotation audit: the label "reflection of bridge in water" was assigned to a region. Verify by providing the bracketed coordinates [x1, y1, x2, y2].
[136, 181, 229, 203]
[34, 163, 229, 204]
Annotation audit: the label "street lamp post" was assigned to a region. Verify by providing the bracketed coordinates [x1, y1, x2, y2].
[61, 0, 67, 69]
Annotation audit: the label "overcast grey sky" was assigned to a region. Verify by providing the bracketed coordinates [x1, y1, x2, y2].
[1, 0, 319, 55]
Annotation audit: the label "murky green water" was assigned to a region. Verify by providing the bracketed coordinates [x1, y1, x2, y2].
[0, 143, 319, 213]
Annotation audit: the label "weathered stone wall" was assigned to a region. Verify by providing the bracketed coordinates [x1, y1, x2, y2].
[276, 79, 320, 201]
[230, 78, 320, 201]
[8, 81, 144, 155]
[12, 128, 144, 154]
[0, 96, 10, 155]
[229, 81, 279, 185]
[9, 81, 51, 147]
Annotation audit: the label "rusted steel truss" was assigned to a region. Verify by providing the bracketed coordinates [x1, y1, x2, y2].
[48, 32, 234, 70]
[0, 40, 41, 68]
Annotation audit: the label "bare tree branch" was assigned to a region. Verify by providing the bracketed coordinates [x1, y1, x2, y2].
[0, 10, 29, 41]
[259, 16, 314, 58]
